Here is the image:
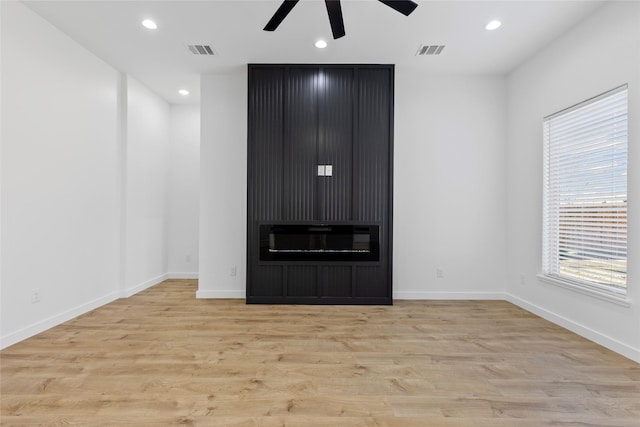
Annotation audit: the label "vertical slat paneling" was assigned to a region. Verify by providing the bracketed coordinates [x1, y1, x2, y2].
[250, 266, 284, 297]
[248, 67, 284, 222]
[319, 68, 354, 221]
[354, 67, 392, 300]
[287, 266, 318, 297]
[355, 68, 391, 223]
[324, 266, 352, 297]
[284, 68, 318, 221]
[356, 265, 389, 298]
[247, 67, 284, 298]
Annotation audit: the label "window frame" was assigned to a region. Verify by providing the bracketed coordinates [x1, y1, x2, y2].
[541, 85, 629, 303]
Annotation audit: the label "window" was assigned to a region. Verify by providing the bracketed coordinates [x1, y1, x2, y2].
[542, 85, 628, 297]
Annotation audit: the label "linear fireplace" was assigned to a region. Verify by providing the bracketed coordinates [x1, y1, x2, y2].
[260, 224, 379, 262]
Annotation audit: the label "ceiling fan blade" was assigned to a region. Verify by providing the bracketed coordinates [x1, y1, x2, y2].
[264, 0, 300, 31]
[377, 0, 418, 16]
[325, 0, 346, 39]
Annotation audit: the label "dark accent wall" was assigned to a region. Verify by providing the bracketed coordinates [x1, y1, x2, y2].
[247, 64, 394, 304]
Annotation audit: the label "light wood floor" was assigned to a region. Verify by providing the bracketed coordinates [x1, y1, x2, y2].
[1, 280, 638, 426]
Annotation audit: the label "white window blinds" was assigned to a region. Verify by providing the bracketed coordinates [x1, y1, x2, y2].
[542, 85, 628, 295]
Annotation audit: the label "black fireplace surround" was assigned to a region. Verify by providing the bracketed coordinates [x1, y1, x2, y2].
[246, 64, 393, 304]
[260, 224, 380, 262]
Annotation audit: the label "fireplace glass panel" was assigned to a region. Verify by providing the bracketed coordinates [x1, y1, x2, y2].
[260, 224, 379, 261]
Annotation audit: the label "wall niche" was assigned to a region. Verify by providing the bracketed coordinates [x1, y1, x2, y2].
[247, 64, 394, 304]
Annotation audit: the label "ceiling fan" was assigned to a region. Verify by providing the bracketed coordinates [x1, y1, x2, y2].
[263, 0, 419, 40]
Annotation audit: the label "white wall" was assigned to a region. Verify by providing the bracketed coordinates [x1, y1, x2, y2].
[198, 70, 248, 298]
[394, 73, 507, 298]
[506, 1, 640, 362]
[167, 105, 200, 277]
[198, 69, 507, 299]
[1, 1, 120, 347]
[0, 2, 181, 348]
[124, 76, 171, 295]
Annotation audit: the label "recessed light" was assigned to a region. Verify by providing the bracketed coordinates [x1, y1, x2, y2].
[315, 40, 327, 49]
[142, 19, 158, 30]
[178, 89, 190, 96]
[485, 20, 502, 31]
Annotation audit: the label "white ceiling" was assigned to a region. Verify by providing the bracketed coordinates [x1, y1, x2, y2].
[23, 0, 605, 105]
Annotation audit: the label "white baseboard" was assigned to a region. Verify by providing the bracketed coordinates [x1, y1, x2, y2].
[1, 273, 188, 350]
[167, 272, 199, 279]
[4, 281, 637, 363]
[0, 291, 120, 350]
[506, 293, 640, 363]
[196, 289, 245, 299]
[394, 291, 506, 300]
[121, 273, 169, 298]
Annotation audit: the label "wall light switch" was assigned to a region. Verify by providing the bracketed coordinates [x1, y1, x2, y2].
[317, 165, 326, 176]
[325, 165, 333, 176]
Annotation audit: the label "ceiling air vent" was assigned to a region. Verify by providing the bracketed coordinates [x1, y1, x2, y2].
[187, 44, 216, 56]
[416, 45, 445, 56]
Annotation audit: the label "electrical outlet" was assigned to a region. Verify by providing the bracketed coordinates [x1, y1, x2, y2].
[185, 254, 191, 263]
[436, 268, 444, 279]
[519, 274, 526, 285]
[230, 266, 237, 277]
[31, 288, 40, 304]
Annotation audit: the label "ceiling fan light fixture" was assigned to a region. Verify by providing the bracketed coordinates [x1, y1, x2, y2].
[315, 40, 328, 49]
[485, 20, 502, 31]
[141, 19, 158, 30]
